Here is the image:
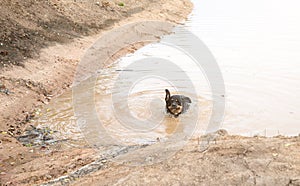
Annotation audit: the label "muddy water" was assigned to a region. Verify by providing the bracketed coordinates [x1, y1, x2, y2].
[187, 0, 300, 136]
[34, 0, 300, 146]
[36, 56, 213, 146]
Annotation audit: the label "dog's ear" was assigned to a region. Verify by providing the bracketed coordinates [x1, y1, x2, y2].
[165, 89, 170, 101]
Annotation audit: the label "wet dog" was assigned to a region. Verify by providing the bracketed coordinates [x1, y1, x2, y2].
[165, 89, 191, 117]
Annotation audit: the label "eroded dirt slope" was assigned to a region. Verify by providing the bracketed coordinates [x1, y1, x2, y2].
[0, 0, 174, 67]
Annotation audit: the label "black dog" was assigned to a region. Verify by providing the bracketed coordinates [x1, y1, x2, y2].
[165, 89, 191, 117]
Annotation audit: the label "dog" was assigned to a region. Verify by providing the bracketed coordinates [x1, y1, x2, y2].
[165, 89, 191, 117]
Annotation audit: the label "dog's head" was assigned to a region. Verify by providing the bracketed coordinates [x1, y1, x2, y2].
[165, 89, 191, 117]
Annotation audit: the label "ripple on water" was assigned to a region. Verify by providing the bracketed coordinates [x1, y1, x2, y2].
[32, 62, 213, 148]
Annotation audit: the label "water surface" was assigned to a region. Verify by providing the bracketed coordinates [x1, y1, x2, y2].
[34, 0, 300, 147]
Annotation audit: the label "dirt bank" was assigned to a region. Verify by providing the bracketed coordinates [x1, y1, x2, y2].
[73, 134, 300, 186]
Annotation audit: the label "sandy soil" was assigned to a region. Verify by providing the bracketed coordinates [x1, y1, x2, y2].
[74, 134, 300, 186]
[1, 0, 300, 185]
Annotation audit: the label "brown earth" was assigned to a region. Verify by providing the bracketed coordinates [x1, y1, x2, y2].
[73, 134, 300, 186]
[0, 0, 300, 185]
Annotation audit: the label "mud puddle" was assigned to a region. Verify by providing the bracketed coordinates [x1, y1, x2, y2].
[28, 55, 213, 148]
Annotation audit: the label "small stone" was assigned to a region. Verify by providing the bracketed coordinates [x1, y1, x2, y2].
[284, 143, 291, 147]
[145, 156, 154, 162]
[0, 172, 6, 175]
[216, 129, 228, 136]
[45, 174, 52, 179]
[118, 2, 124, 6]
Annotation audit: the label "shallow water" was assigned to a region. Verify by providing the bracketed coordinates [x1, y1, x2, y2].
[34, 0, 300, 147]
[186, 0, 300, 136]
[36, 59, 213, 146]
